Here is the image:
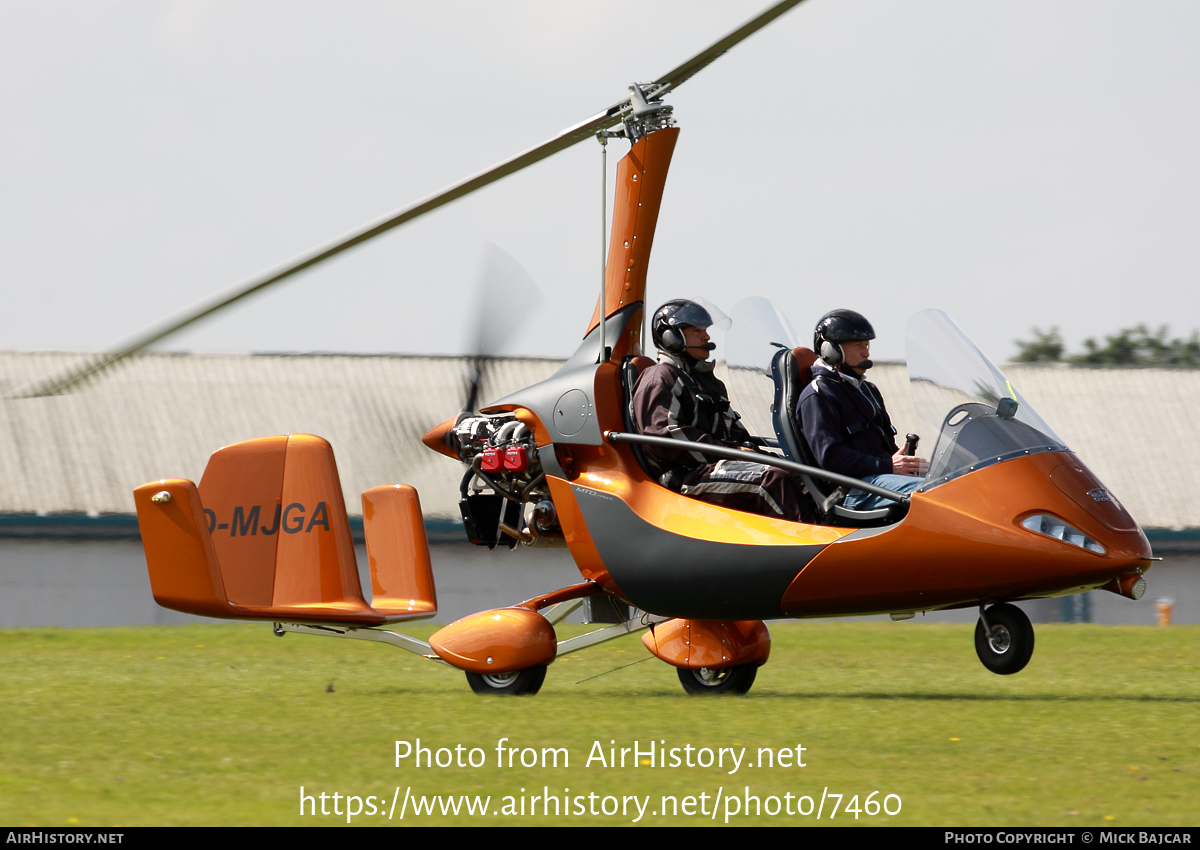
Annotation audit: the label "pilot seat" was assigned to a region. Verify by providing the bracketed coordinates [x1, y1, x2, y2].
[770, 346, 907, 528]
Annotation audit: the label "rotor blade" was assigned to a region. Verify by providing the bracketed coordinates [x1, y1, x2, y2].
[8, 110, 617, 399]
[644, 0, 808, 99]
[11, 0, 807, 399]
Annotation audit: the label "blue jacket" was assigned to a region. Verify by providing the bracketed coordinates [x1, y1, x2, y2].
[796, 362, 898, 480]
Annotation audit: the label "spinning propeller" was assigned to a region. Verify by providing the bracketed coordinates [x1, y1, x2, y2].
[460, 244, 543, 419]
[11, 0, 806, 400]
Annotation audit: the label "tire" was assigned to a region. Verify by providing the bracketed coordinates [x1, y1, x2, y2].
[676, 664, 758, 695]
[974, 603, 1035, 675]
[465, 665, 547, 696]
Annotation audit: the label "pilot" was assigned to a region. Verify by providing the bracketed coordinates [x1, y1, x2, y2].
[796, 309, 928, 511]
[632, 299, 812, 523]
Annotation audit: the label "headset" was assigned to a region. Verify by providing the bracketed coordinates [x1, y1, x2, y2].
[819, 337, 845, 366]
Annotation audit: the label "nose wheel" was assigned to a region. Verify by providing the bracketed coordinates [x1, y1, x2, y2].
[974, 603, 1035, 675]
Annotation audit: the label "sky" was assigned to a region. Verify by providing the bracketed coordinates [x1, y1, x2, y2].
[2, 0, 1199, 365]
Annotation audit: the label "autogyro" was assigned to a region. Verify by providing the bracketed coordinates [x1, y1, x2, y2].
[30, 1, 1151, 695]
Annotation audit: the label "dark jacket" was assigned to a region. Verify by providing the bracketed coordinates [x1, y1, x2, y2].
[796, 361, 898, 480]
[631, 353, 750, 481]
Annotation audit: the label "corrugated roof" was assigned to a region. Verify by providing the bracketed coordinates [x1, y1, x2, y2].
[0, 351, 559, 520]
[1, 352, 1196, 529]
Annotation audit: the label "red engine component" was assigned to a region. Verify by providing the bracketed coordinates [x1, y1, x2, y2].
[503, 446, 529, 473]
[480, 446, 504, 473]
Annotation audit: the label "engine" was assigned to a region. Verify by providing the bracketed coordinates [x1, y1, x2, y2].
[451, 413, 562, 548]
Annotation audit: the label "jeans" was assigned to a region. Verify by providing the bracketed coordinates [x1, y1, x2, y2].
[842, 473, 924, 512]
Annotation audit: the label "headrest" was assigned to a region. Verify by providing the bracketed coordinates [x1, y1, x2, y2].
[792, 347, 818, 388]
[625, 355, 655, 379]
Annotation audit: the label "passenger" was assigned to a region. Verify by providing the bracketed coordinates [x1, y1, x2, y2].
[632, 300, 812, 523]
[796, 309, 927, 511]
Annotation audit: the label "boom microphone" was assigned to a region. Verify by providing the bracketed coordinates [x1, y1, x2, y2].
[686, 342, 718, 351]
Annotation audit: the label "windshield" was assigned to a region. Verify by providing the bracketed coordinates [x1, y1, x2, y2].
[723, 297, 801, 441]
[907, 309, 1067, 489]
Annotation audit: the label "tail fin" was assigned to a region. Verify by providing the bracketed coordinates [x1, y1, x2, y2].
[135, 434, 437, 625]
[362, 485, 438, 618]
[195, 435, 289, 607]
[134, 479, 231, 619]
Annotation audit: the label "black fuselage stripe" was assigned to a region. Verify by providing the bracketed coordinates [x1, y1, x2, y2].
[571, 485, 825, 620]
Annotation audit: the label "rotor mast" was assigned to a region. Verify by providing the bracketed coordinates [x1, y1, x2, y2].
[586, 84, 680, 361]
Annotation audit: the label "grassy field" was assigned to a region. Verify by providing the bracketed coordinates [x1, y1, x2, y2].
[1, 620, 1197, 827]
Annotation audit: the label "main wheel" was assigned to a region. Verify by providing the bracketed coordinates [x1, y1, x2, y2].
[676, 664, 758, 695]
[465, 665, 547, 696]
[974, 603, 1035, 675]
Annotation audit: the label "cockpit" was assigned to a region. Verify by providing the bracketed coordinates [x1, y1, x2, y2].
[719, 299, 1071, 527]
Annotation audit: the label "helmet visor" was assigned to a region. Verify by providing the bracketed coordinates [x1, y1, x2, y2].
[691, 297, 732, 332]
[668, 301, 716, 331]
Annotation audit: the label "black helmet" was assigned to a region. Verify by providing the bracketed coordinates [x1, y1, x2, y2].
[814, 309, 875, 366]
[652, 300, 715, 354]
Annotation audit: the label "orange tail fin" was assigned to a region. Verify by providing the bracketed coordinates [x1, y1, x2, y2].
[134, 479, 232, 619]
[135, 435, 437, 625]
[362, 485, 438, 618]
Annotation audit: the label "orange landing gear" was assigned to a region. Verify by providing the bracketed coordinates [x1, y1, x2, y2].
[643, 619, 771, 696]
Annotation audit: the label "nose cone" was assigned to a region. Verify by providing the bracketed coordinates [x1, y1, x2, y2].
[1048, 460, 1152, 562]
[1049, 462, 1139, 533]
[422, 416, 459, 460]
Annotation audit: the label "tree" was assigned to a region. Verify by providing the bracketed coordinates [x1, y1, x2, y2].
[1013, 325, 1200, 366]
[1012, 327, 1064, 363]
[1068, 325, 1200, 367]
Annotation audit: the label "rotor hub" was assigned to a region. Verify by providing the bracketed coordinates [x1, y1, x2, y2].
[623, 83, 677, 142]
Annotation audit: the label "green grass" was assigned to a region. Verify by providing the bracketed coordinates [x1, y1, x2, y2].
[1, 621, 1197, 826]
